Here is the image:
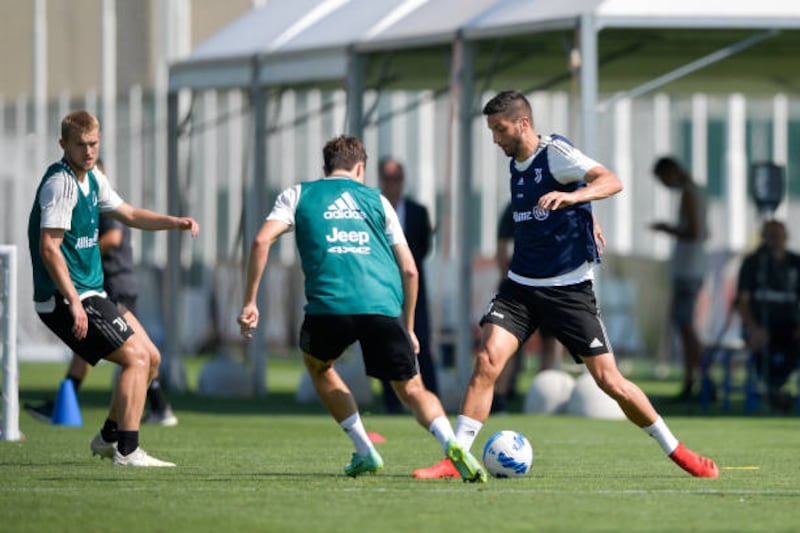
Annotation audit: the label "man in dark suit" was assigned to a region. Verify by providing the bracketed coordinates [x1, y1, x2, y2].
[378, 157, 438, 413]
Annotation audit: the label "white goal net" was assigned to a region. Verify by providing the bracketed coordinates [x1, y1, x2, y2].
[1, 245, 21, 441]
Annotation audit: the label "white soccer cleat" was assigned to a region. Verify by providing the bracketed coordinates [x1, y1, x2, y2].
[90, 432, 116, 459]
[142, 406, 179, 427]
[113, 447, 176, 467]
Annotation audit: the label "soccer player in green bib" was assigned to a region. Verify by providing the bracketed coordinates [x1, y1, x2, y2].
[237, 135, 486, 482]
[28, 110, 199, 466]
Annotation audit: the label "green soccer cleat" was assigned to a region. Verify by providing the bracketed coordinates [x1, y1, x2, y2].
[446, 439, 487, 483]
[344, 448, 384, 477]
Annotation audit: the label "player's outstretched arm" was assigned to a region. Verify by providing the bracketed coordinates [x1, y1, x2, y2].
[238, 219, 289, 339]
[110, 202, 199, 236]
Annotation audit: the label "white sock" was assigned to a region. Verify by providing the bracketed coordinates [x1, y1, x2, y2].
[642, 416, 679, 455]
[340, 413, 373, 456]
[454, 415, 483, 451]
[428, 416, 456, 455]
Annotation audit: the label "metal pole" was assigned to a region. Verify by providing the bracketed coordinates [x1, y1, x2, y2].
[599, 29, 780, 111]
[346, 53, 366, 138]
[33, 0, 46, 171]
[101, 0, 117, 180]
[244, 57, 268, 396]
[164, 90, 186, 391]
[1, 245, 21, 441]
[579, 13, 598, 157]
[454, 36, 476, 388]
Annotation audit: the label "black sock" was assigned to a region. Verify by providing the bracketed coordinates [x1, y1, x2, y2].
[100, 419, 118, 443]
[67, 374, 83, 393]
[117, 431, 139, 456]
[147, 380, 168, 413]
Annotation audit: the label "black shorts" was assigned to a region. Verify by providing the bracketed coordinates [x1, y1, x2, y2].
[299, 314, 418, 381]
[479, 279, 612, 363]
[37, 295, 134, 365]
[750, 323, 800, 389]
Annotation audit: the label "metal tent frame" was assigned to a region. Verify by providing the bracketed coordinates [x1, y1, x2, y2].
[165, 0, 800, 393]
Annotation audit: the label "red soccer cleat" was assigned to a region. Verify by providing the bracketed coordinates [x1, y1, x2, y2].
[669, 443, 719, 478]
[413, 457, 461, 479]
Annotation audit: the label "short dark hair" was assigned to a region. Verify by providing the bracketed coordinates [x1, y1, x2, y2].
[652, 156, 683, 177]
[61, 110, 100, 141]
[761, 219, 786, 238]
[378, 157, 404, 180]
[322, 135, 367, 175]
[482, 90, 532, 121]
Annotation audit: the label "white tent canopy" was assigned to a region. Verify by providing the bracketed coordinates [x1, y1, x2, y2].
[173, 0, 800, 92]
[166, 0, 800, 392]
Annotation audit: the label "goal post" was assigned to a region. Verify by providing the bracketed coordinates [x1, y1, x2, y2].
[1, 245, 21, 441]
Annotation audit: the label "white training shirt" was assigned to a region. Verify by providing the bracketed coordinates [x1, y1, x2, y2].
[39, 164, 123, 230]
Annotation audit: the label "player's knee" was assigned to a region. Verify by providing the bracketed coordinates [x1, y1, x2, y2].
[119, 342, 150, 372]
[303, 353, 331, 376]
[394, 376, 424, 402]
[593, 372, 627, 399]
[148, 348, 162, 377]
[392, 383, 412, 404]
[474, 349, 504, 381]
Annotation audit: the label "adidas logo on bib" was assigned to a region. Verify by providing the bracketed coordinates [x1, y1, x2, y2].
[324, 192, 366, 220]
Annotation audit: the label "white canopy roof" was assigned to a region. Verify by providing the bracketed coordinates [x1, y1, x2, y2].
[171, 0, 800, 92]
[462, 0, 800, 38]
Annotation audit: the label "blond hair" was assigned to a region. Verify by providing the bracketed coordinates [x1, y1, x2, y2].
[61, 111, 100, 142]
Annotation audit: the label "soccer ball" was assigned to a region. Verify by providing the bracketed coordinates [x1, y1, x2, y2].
[482, 430, 534, 478]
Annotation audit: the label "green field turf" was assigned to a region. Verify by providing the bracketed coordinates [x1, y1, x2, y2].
[3, 357, 799, 532]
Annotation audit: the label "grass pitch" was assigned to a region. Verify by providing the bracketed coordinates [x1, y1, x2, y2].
[3, 357, 799, 532]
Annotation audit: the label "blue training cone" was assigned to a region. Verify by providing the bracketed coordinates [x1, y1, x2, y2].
[52, 378, 82, 427]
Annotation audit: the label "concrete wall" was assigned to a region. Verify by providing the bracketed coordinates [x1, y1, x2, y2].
[0, 0, 252, 99]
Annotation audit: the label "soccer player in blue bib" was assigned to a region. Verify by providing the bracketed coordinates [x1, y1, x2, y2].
[414, 91, 718, 480]
[28, 111, 198, 466]
[237, 135, 486, 481]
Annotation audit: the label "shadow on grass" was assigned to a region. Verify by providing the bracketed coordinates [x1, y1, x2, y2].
[18, 386, 389, 417]
[20, 384, 797, 419]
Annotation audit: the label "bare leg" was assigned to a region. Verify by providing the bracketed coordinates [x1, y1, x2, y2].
[494, 348, 521, 404]
[302, 353, 358, 422]
[123, 311, 161, 384]
[396, 374, 486, 482]
[412, 325, 513, 482]
[582, 352, 657, 427]
[303, 352, 382, 477]
[390, 374, 446, 429]
[582, 352, 718, 477]
[461, 324, 521, 423]
[104, 313, 160, 431]
[66, 356, 91, 381]
[104, 351, 149, 430]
